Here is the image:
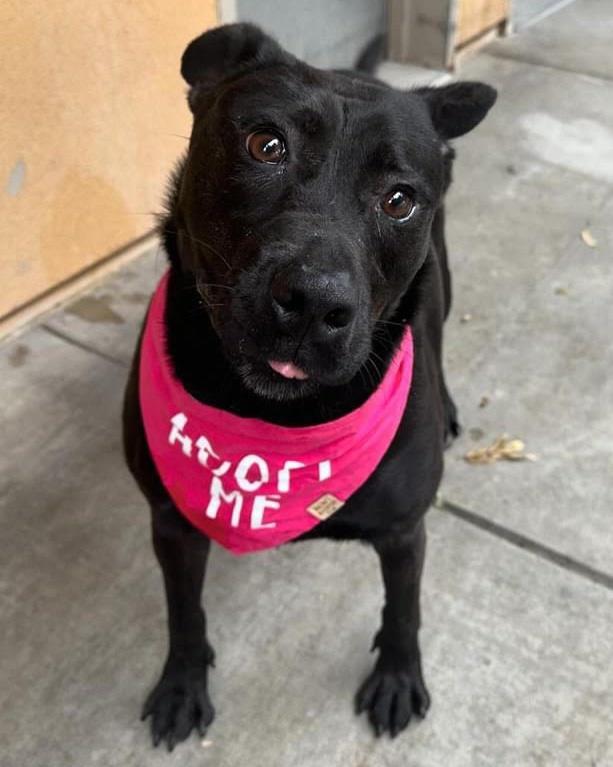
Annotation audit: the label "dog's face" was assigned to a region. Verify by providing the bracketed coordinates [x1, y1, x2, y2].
[173, 24, 496, 400]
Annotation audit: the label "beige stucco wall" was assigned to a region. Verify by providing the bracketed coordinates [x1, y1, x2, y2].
[1, 0, 217, 319]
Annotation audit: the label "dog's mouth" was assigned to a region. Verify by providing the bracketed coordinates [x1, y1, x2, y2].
[208, 307, 319, 398]
[267, 359, 309, 380]
[234, 354, 318, 401]
[228, 328, 365, 400]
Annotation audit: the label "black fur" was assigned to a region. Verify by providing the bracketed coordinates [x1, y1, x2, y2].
[123, 23, 496, 751]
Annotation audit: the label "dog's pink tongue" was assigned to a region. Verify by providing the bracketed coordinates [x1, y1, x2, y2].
[268, 360, 309, 380]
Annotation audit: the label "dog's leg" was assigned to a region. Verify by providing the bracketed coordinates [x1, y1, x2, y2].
[356, 519, 430, 737]
[141, 500, 215, 751]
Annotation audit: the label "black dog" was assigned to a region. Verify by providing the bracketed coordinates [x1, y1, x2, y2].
[123, 22, 496, 751]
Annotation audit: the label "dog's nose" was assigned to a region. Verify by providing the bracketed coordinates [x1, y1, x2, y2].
[270, 265, 356, 336]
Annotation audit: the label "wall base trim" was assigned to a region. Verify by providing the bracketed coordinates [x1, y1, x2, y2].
[1, 232, 158, 341]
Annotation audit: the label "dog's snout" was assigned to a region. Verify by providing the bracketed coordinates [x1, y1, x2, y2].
[270, 265, 356, 335]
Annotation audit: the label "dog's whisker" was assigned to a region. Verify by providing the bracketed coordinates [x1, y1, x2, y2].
[359, 355, 377, 390]
[199, 283, 235, 291]
[368, 351, 386, 375]
[367, 355, 382, 383]
[367, 352, 385, 377]
[181, 231, 232, 271]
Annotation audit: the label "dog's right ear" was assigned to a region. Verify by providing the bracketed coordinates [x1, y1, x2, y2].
[181, 23, 290, 111]
[417, 81, 497, 140]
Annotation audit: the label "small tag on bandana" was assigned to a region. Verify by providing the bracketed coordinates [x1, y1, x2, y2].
[307, 493, 344, 521]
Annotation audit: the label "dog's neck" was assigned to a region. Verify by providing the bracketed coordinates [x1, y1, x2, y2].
[160, 218, 425, 427]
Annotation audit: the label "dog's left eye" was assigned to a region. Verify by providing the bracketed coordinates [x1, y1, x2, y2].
[381, 187, 416, 221]
[246, 131, 286, 164]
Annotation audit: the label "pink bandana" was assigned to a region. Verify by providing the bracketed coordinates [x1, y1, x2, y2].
[139, 272, 414, 555]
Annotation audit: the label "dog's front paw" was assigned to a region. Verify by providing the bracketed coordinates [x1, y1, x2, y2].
[141, 657, 215, 751]
[355, 661, 430, 738]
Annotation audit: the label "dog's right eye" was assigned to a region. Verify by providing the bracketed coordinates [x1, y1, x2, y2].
[246, 131, 286, 164]
[380, 186, 416, 222]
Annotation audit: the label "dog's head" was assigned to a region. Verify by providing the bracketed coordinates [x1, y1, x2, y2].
[170, 23, 496, 400]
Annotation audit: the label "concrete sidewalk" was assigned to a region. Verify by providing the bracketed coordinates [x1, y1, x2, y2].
[2, 2, 612, 765]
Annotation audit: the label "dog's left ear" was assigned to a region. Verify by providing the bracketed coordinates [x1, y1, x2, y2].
[418, 81, 497, 140]
[181, 23, 291, 111]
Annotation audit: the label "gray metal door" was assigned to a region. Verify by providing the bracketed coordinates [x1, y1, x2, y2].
[231, 0, 385, 69]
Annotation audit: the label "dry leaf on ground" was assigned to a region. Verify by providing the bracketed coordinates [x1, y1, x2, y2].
[581, 228, 597, 248]
[464, 435, 537, 465]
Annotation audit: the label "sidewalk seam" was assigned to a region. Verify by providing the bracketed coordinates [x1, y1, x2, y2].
[485, 48, 613, 85]
[41, 324, 128, 368]
[437, 498, 613, 592]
